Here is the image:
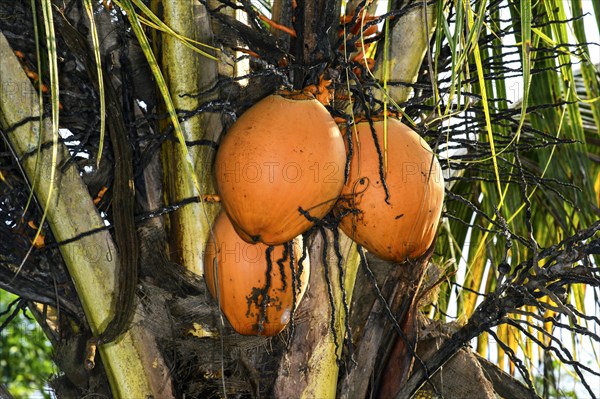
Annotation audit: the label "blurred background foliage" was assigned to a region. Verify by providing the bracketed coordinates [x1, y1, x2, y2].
[1, 291, 54, 399]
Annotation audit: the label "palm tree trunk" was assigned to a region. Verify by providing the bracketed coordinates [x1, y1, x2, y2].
[157, 0, 221, 275]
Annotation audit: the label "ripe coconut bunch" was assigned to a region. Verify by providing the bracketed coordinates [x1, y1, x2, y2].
[204, 211, 309, 336]
[214, 83, 346, 246]
[336, 117, 445, 262]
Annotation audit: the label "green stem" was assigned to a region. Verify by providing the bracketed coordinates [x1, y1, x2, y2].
[0, 32, 161, 399]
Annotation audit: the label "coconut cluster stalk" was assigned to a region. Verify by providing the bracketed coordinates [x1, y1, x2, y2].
[272, 0, 442, 395]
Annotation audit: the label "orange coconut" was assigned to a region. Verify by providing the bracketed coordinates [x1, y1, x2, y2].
[215, 93, 346, 245]
[338, 118, 444, 262]
[204, 211, 310, 336]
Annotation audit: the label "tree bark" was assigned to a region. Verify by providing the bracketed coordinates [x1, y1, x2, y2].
[274, 230, 358, 398]
[337, 250, 431, 398]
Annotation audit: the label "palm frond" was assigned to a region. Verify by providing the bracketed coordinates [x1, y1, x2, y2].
[429, 0, 600, 385]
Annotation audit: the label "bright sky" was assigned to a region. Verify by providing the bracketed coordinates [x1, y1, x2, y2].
[500, 1, 600, 102]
